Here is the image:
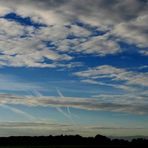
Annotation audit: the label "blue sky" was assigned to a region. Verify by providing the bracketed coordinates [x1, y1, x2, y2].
[0, 0, 148, 137]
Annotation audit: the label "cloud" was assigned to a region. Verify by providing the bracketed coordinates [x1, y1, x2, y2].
[0, 121, 73, 137]
[0, 121, 147, 137]
[66, 0, 148, 49]
[74, 65, 148, 87]
[0, 14, 121, 68]
[81, 79, 99, 85]
[72, 35, 121, 56]
[0, 18, 74, 68]
[112, 15, 148, 47]
[0, 93, 148, 115]
[0, 0, 147, 69]
[0, 122, 69, 129]
[73, 65, 148, 114]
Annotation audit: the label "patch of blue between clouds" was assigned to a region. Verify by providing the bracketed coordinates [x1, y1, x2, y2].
[65, 20, 107, 41]
[1, 12, 46, 28]
[73, 20, 107, 36]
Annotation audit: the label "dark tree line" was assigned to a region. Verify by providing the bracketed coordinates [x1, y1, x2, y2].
[0, 134, 147, 147]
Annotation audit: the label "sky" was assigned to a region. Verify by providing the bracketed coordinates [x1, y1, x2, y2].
[0, 0, 148, 137]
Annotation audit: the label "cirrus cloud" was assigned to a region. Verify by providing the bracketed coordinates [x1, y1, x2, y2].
[0, 93, 148, 115]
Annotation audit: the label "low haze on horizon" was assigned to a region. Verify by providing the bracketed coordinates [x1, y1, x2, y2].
[0, 0, 148, 137]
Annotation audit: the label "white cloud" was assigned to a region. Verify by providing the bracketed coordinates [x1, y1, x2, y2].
[74, 36, 121, 56]
[74, 65, 148, 115]
[0, 15, 121, 68]
[112, 15, 148, 48]
[74, 65, 148, 87]
[81, 79, 98, 85]
[0, 19, 74, 68]
[0, 0, 147, 67]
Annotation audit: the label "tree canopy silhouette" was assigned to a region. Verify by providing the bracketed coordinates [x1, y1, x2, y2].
[0, 134, 147, 147]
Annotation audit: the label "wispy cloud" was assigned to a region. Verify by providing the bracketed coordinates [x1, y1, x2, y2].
[74, 65, 148, 88]
[0, 121, 147, 137]
[0, 93, 148, 115]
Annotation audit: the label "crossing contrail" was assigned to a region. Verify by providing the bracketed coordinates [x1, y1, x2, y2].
[31, 89, 71, 120]
[56, 88, 72, 116]
[30, 89, 75, 123]
[56, 88, 76, 124]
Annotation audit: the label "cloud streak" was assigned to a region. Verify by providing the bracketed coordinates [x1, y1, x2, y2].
[0, 121, 147, 137]
[0, 93, 148, 115]
[74, 65, 148, 89]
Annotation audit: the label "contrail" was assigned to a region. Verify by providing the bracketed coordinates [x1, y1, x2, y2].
[55, 88, 72, 120]
[56, 107, 71, 119]
[31, 89, 71, 120]
[56, 89, 81, 122]
[31, 89, 75, 123]
[56, 88, 72, 116]
[56, 88, 76, 124]
[1, 104, 36, 120]
[31, 89, 42, 97]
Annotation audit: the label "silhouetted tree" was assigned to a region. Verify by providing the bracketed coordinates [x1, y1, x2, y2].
[0, 134, 147, 147]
